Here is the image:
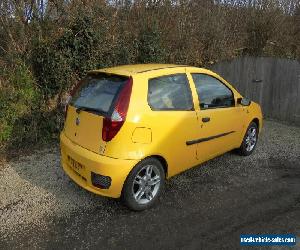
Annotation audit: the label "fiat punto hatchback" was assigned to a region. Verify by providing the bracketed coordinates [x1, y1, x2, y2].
[60, 64, 263, 210]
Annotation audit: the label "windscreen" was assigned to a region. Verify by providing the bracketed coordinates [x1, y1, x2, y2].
[70, 73, 128, 114]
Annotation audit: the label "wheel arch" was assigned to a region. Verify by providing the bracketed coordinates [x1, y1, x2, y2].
[144, 155, 168, 178]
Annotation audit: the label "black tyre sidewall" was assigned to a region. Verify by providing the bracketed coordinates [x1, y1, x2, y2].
[121, 158, 165, 211]
[240, 122, 258, 156]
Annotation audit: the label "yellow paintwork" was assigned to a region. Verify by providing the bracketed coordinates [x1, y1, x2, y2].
[132, 127, 152, 144]
[60, 132, 138, 198]
[60, 64, 263, 198]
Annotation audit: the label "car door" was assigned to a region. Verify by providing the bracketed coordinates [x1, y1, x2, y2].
[187, 72, 244, 162]
[145, 71, 200, 177]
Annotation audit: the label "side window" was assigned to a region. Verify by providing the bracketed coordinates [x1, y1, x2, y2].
[148, 74, 193, 111]
[191, 74, 234, 109]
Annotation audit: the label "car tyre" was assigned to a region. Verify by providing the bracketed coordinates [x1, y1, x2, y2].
[238, 121, 259, 156]
[121, 158, 165, 211]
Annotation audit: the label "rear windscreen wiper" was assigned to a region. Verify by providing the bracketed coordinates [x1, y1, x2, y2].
[75, 106, 104, 115]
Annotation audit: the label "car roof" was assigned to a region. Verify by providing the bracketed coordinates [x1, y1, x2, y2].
[89, 64, 218, 78]
[89, 64, 188, 76]
[88, 64, 240, 96]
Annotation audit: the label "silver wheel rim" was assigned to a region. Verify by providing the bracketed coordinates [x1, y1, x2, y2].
[132, 165, 161, 205]
[245, 127, 257, 152]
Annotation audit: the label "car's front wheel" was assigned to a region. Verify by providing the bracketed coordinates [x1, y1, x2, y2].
[239, 121, 259, 156]
[121, 158, 165, 211]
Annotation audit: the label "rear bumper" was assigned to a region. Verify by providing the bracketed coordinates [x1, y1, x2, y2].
[60, 132, 138, 198]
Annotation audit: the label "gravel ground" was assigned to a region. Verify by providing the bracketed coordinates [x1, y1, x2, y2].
[0, 120, 299, 249]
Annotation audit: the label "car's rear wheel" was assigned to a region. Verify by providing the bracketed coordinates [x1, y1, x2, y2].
[238, 121, 258, 156]
[122, 158, 165, 211]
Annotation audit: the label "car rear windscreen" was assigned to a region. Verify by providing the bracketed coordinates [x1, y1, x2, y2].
[70, 73, 128, 114]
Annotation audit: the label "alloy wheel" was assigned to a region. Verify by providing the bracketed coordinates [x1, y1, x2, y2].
[245, 127, 257, 152]
[131, 164, 161, 205]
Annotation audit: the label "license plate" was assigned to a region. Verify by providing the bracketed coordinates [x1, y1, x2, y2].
[67, 155, 85, 174]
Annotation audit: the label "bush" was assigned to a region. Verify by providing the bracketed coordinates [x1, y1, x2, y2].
[31, 39, 74, 98]
[137, 25, 167, 63]
[0, 59, 40, 144]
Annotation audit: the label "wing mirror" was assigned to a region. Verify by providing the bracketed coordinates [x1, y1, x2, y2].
[237, 97, 251, 106]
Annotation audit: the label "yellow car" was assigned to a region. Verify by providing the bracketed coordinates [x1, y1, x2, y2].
[60, 64, 263, 210]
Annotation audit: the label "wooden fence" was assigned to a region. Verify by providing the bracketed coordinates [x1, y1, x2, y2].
[211, 56, 300, 126]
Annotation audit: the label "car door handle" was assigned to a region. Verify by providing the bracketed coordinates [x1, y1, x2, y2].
[202, 117, 210, 123]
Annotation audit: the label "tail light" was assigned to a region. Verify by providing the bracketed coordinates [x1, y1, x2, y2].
[102, 77, 133, 142]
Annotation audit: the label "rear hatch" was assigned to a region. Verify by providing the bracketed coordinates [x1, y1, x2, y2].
[64, 73, 129, 154]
